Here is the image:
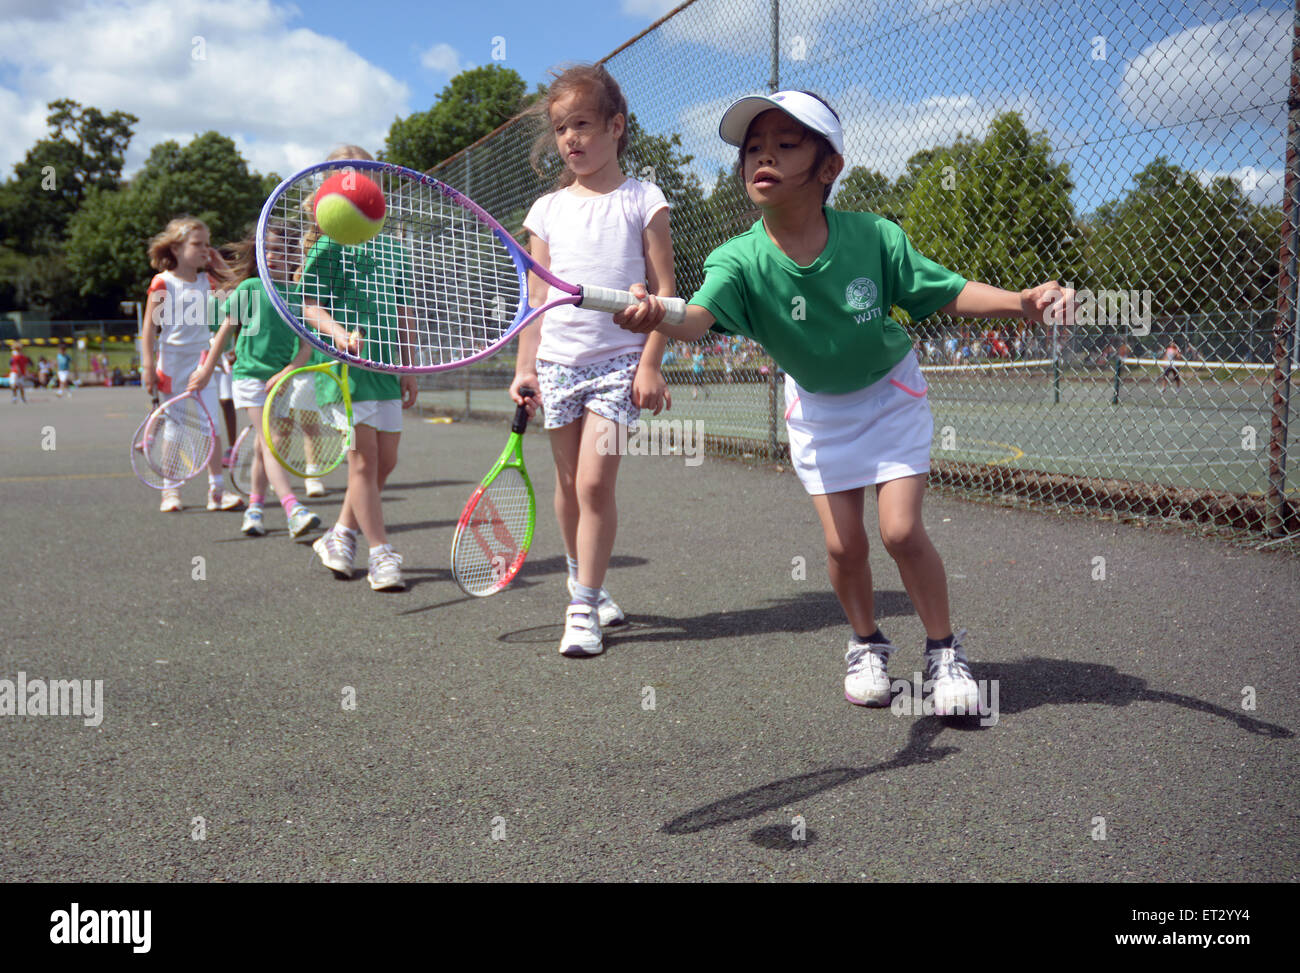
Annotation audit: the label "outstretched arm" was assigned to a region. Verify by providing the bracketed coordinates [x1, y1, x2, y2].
[941, 280, 1074, 325]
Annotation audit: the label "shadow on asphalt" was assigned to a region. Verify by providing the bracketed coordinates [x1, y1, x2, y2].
[661, 658, 1293, 839]
[497, 589, 915, 646]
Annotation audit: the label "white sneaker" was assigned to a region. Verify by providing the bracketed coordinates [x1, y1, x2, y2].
[304, 477, 327, 497]
[219, 491, 245, 511]
[241, 507, 267, 536]
[844, 641, 892, 706]
[367, 546, 406, 591]
[925, 630, 979, 717]
[160, 489, 183, 513]
[559, 603, 603, 657]
[287, 505, 321, 539]
[566, 577, 625, 627]
[313, 528, 355, 577]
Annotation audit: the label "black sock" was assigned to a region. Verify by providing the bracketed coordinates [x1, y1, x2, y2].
[852, 628, 890, 646]
[925, 634, 954, 652]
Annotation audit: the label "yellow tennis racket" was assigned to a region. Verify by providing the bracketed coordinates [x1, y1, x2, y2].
[262, 362, 352, 479]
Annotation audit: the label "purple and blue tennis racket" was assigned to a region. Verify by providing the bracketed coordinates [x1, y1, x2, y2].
[255, 159, 685, 373]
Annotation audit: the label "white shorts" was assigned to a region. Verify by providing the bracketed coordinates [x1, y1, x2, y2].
[57, 370, 71, 383]
[157, 350, 220, 428]
[352, 398, 402, 433]
[784, 351, 933, 496]
[232, 377, 267, 409]
[217, 369, 232, 400]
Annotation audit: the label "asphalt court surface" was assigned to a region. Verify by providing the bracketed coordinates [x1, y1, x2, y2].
[1, 387, 1297, 881]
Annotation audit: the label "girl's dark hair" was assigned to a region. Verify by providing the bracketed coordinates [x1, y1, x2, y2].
[529, 64, 629, 190]
[226, 220, 298, 289]
[734, 90, 842, 203]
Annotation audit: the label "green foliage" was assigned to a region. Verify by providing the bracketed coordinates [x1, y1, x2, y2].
[384, 65, 534, 171]
[622, 115, 710, 296]
[904, 113, 1076, 292]
[1083, 156, 1278, 316]
[64, 132, 273, 315]
[834, 166, 907, 224]
[0, 99, 137, 255]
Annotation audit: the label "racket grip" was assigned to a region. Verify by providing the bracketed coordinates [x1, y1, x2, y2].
[579, 286, 687, 325]
[513, 386, 535, 434]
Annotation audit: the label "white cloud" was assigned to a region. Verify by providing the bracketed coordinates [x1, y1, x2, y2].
[0, 0, 410, 179]
[620, 0, 678, 17]
[1119, 8, 1288, 137]
[1196, 166, 1286, 208]
[677, 85, 1043, 186]
[420, 42, 465, 76]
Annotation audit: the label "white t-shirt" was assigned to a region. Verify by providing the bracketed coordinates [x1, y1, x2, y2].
[147, 271, 215, 353]
[523, 177, 669, 367]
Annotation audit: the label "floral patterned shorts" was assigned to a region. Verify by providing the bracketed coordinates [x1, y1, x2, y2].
[536, 353, 641, 430]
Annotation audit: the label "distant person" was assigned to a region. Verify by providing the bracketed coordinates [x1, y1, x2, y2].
[690, 349, 709, 399]
[1158, 340, 1181, 390]
[8, 342, 30, 403]
[55, 344, 74, 397]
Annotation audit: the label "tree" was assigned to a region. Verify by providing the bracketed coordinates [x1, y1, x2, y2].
[65, 132, 275, 314]
[834, 166, 907, 224]
[0, 99, 137, 253]
[904, 112, 1077, 292]
[1084, 156, 1278, 320]
[384, 65, 535, 171]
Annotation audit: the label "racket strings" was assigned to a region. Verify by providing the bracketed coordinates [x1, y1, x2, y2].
[265, 164, 525, 371]
[454, 468, 532, 594]
[130, 416, 167, 489]
[265, 371, 350, 478]
[145, 397, 213, 481]
[229, 427, 257, 497]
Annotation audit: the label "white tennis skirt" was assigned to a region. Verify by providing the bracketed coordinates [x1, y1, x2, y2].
[784, 350, 933, 496]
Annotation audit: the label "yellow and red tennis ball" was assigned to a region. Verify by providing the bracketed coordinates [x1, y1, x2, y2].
[314, 170, 386, 245]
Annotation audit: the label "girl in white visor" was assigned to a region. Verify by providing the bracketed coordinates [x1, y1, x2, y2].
[616, 91, 1073, 715]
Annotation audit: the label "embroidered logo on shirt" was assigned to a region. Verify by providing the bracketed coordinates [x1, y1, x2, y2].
[846, 277, 878, 311]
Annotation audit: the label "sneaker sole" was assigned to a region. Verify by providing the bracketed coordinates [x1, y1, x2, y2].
[242, 523, 267, 536]
[368, 577, 406, 591]
[844, 689, 892, 707]
[289, 514, 322, 539]
[560, 642, 604, 657]
[312, 538, 354, 578]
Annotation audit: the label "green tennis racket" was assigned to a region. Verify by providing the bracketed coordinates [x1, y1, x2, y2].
[262, 362, 352, 479]
[451, 388, 537, 596]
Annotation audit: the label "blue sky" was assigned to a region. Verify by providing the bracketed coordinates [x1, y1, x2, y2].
[0, 0, 680, 177]
[0, 0, 1287, 216]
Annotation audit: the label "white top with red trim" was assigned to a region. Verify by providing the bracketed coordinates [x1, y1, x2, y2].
[148, 271, 215, 352]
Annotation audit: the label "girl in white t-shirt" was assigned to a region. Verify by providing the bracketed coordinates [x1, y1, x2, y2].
[510, 65, 675, 658]
[140, 216, 240, 513]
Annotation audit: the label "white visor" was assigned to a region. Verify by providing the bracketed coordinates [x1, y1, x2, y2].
[718, 91, 844, 154]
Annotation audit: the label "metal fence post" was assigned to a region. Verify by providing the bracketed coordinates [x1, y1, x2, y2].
[769, 0, 780, 93]
[1266, 7, 1300, 536]
[768, 368, 779, 460]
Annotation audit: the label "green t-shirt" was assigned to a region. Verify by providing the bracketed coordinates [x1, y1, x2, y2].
[691, 208, 967, 394]
[217, 277, 300, 382]
[295, 235, 414, 403]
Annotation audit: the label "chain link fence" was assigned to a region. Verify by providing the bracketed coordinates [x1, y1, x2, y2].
[425, 0, 1297, 543]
